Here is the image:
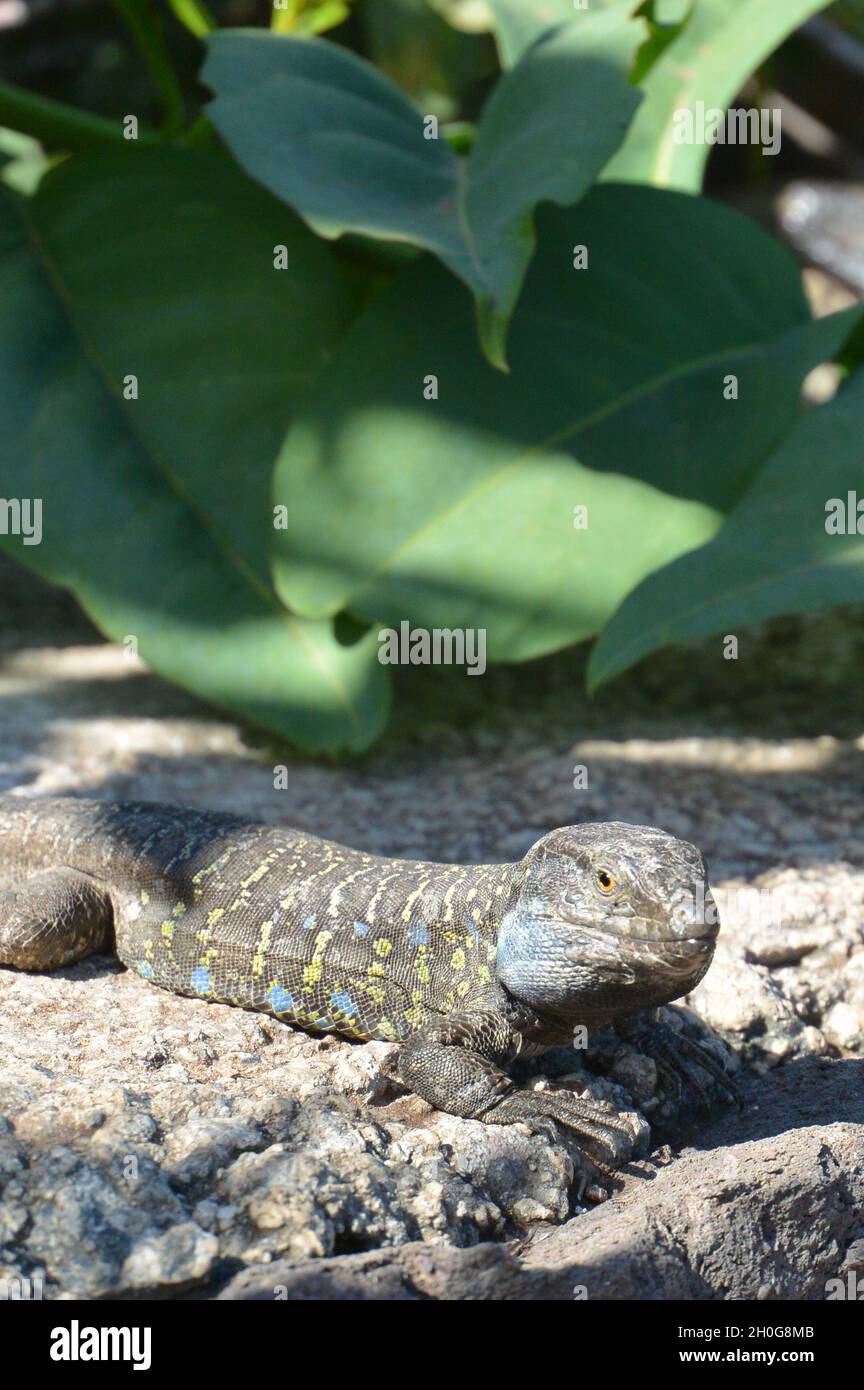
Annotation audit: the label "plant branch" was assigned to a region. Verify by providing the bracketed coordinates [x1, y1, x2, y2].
[111, 0, 185, 136]
[167, 0, 216, 40]
[0, 81, 159, 151]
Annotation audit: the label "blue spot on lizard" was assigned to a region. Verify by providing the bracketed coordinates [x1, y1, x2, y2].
[266, 984, 294, 1013]
[190, 966, 211, 993]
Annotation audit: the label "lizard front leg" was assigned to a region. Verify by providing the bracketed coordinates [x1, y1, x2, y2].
[397, 1006, 636, 1169]
[0, 869, 114, 970]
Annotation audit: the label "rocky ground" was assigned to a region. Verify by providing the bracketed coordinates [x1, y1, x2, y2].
[1, 559, 863, 1301]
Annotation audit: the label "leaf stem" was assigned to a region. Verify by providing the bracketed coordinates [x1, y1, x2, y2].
[167, 0, 217, 39]
[177, 115, 217, 146]
[0, 80, 159, 151]
[111, 0, 185, 136]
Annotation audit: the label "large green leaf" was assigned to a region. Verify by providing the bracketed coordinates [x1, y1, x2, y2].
[271, 184, 860, 662]
[486, 0, 643, 70]
[604, 0, 834, 190]
[0, 149, 388, 752]
[589, 370, 864, 689]
[202, 25, 642, 368]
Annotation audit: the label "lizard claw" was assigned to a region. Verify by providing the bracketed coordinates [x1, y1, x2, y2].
[483, 1087, 643, 1170]
[617, 1013, 741, 1109]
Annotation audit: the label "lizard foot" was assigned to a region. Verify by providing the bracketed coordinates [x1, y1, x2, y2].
[482, 1086, 642, 1172]
[616, 1012, 741, 1109]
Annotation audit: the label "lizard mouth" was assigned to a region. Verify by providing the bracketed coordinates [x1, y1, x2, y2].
[561, 915, 719, 979]
[562, 917, 719, 948]
[561, 887, 720, 949]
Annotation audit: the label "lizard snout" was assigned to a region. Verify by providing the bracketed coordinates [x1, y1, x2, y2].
[667, 885, 720, 942]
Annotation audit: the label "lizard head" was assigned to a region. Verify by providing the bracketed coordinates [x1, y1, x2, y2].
[497, 822, 719, 1024]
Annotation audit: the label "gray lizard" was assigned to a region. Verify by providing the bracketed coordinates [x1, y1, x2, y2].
[0, 795, 732, 1170]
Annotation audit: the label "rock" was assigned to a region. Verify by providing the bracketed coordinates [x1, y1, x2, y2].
[687, 941, 807, 1062]
[219, 1110, 864, 1301]
[822, 1002, 863, 1051]
[122, 1223, 219, 1291]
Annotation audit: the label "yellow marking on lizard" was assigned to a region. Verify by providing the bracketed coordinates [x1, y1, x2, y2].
[442, 872, 464, 924]
[240, 854, 280, 889]
[191, 846, 241, 887]
[302, 928, 334, 990]
[450, 947, 466, 972]
[303, 959, 323, 987]
[401, 874, 431, 924]
[373, 938, 393, 958]
[327, 865, 372, 916]
[252, 920, 274, 977]
[366, 869, 401, 921]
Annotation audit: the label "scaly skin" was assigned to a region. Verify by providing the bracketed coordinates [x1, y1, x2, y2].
[0, 795, 730, 1170]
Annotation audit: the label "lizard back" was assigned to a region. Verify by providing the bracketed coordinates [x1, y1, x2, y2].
[0, 796, 519, 1042]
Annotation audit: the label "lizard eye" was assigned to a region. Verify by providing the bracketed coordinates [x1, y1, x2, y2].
[596, 867, 616, 894]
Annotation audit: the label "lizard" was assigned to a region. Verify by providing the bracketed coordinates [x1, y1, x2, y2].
[0, 794, 734, 1171]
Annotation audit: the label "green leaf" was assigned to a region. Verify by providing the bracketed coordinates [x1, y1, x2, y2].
[487, 0, 644, 70]
[271, 184, 859, 662]
[0, 149, 388, 752]
[0, 126, 51, 195]
[604, 0, 834, 190]
[202, 25, 642, 368]
[653, 0, 689, 24]
[271, 0, 352, 35]
[588, 370, 864, 689]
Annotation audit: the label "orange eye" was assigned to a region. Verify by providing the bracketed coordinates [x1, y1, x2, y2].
[596, 868, 616, 894]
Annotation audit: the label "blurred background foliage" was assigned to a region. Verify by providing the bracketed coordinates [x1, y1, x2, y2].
[1, 1, 863, 751]
[3, 1, 864, 140]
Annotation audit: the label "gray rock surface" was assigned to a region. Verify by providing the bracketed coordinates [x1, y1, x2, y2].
[1, 560, 863, 1299]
